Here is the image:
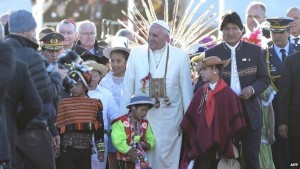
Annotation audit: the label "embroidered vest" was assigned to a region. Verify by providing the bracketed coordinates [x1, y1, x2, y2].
[116, 115, 149, 161]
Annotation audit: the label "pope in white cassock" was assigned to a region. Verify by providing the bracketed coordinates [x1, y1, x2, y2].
[121, 20, 193, 169]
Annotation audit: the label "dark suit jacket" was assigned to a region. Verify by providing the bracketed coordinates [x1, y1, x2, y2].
[278, 50, 300, 136]
[72, 43, 88, 56]
[205, 41, 270, 129]
[288, 36, 300, 53]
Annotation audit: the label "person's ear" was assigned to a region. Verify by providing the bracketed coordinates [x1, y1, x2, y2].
[75, 32, 79, 40]
[165, 34, 170, 42]
[242, 27, 246, 35]
[131, 106, 136, 110]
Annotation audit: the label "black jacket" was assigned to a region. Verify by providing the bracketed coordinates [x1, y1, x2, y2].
[5, 34, 62, 129]
[72, 43, 88, 56]
[0, 42, 15, 167]
[278, 50, 300, 136]
[5, 60, 42, 166]
[6, 35, 62, 103]
[77, 40, 104, 57]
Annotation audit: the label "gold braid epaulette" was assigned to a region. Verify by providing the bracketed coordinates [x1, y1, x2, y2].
[265, 49, 279, 91]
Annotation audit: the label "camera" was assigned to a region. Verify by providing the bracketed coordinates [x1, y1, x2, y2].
[46, 50, 83, 89]
[57, 49, 83, 65]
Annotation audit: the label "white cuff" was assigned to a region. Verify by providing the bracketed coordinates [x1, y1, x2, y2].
[249, 86, 255, 95]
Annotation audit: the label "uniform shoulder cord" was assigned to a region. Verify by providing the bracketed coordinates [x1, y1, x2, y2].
[265, 49, 279, 91]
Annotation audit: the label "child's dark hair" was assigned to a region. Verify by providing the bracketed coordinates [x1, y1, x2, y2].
[210, 64, 225, 75]
[111, 50, 129, 61]
[128, 103, 152, 113]
[216, 64, 225, 74]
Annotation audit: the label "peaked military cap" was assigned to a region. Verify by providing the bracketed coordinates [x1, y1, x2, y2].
[266, 17, 294, 33]
[40, 32, 64, 50]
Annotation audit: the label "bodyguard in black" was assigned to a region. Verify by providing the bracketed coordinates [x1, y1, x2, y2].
[205, 12, 270, 169]
[278, 49, 300, 167]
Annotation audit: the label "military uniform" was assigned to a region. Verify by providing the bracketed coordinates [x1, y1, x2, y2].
[265, 17, 294, 169]
[265, 43, 294, 91]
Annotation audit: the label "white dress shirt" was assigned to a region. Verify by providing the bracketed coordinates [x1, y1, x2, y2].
[290, 35, 300, 45]
[225, 42, 241, 95]
[209, 82, 217, 90]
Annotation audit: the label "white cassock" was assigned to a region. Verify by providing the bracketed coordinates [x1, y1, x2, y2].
[121, 43, 193, 169]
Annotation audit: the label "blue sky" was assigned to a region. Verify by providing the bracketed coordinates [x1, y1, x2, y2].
[0, 0, 32, 13]
[1, 0, 298, 23]
[190, 0, 300, 23]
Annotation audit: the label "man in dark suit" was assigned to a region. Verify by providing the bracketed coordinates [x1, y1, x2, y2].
[76, 20, 105, 58]
[56, 19, 88, 55]
[278, 34, 300, 167]
[265, 17, 294, 169]
[205, 11, 270, 169]
[286, 7, 300, 52]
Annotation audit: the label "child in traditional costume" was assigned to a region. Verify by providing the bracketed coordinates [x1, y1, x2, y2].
[258, 86, 276, 169]
[180, 56, 246, 169]
[56, 65, 105, 169]
[101, 36, 131, 169]
[111, 95, 155, 169]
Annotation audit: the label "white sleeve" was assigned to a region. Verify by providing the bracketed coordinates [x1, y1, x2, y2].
[120, 49, 136, 114]
[179, 52, 194, 112]
[107, 91, 123, 121]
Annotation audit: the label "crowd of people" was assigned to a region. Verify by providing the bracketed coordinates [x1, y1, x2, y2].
[34, 0, 170, 38]
[1, 1, 300, 169]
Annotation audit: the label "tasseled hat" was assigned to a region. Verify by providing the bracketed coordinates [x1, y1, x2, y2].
[68, 64, 92, 88]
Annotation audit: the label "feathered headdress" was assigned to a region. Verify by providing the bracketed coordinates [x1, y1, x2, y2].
[118, 0, 218, 52]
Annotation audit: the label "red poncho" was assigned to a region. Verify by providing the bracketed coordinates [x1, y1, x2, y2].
[180, 79, 245, 168]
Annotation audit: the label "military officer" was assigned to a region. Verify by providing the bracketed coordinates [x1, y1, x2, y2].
[40, 32, 65, 63]
[265, 17, 294, 169]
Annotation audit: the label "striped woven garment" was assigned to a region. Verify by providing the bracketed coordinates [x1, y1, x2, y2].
[57, 97, 103, 134]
